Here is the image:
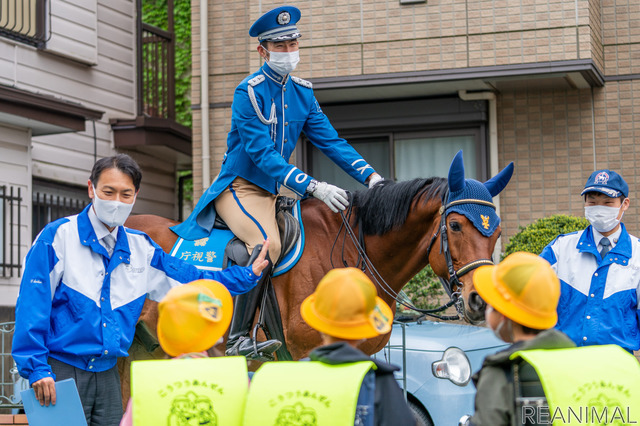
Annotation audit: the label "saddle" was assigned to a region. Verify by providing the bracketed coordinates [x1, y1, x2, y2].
[219, 195, 301, 268]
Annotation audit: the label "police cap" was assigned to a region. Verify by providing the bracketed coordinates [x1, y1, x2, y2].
[249, 6, 301, 42]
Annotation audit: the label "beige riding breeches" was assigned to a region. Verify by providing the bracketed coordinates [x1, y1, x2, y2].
[214, 177, 282, 262]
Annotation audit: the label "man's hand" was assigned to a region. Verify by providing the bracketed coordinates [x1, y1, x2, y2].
[32, 376, 56, 406]
[367, 173, 383, 188]
[309, 181, 349, 213]
[252, 239, 270, 276]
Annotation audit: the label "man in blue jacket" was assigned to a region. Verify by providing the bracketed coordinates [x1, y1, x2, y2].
[172, 5, 383, 357]
[540, 169, 639, 353]
[12, 154, 269, 426]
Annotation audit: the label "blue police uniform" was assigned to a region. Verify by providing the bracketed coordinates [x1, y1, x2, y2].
[172, 6, 376, 241]
[173, 5, 379, 358]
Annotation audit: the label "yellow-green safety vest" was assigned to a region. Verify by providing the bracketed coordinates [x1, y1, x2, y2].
[243, 360, 376, 426]
[131, 356, 248, 426]
[511, 344, 640, 426]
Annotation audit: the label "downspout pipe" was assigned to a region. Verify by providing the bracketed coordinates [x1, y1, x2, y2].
[200, 0, 210, 190]
[458, 90, 502, 258]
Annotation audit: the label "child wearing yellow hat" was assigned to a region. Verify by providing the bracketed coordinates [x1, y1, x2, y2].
[462, 252, 575, 426]
[120, 279, 233, 425]
[301, 267, 415, 426]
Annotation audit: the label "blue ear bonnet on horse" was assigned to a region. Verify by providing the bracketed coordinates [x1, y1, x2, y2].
[446, 151, 514, 237]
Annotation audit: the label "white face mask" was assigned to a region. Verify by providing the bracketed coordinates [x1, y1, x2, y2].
[584, 204, 624, 233]
[92, 185, 135, 228]
[486, 305, 513, 342]
[266, 50, 300, 76]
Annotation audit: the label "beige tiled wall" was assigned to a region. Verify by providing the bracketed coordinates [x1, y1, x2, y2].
[498, 81, 640, 242]
[193, 0, 640, 245]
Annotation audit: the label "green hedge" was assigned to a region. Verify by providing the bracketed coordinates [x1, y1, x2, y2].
[502, 214, 589, 257]
[398, 265, 444, 314]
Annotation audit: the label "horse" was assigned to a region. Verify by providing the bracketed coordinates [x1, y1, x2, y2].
[125, 152, 514, 360]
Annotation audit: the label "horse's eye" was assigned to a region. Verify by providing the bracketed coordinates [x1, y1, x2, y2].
[450, 221, 461, 232]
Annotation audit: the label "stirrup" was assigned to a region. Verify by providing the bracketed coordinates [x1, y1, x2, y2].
[224, 336, 280, 361]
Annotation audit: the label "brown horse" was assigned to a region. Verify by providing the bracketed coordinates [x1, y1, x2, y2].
[125, 171, 510, 360]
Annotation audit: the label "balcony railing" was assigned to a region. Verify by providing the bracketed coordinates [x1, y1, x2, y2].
[137, 0, 175, 120]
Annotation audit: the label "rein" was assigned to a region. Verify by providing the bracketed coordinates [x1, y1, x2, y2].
[332, 190, 495, 321]
[332, 194, 459, 321]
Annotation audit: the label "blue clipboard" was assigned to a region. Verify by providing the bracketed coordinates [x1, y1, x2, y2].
[20, 378, 87, 426]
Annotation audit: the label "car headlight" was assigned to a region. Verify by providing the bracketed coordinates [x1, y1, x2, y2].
[431, 347, 471, 386]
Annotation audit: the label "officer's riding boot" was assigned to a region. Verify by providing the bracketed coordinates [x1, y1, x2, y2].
[225, 258, 281, 357]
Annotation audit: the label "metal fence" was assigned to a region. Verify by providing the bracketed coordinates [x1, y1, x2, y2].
[1, 186, 22, 279]
[0, 322, 24, 411]
[0, 0, 47, 47]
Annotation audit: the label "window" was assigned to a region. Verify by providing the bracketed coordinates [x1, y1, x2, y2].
[307, 135, 391, 192]
[304, 128, 485, 191]
[32, 180, 88, 240]
[0, 0, 46, 46]
[394, 129, 483, 181]
[301, 96, 489, 190]
[0, 185, 23, 278]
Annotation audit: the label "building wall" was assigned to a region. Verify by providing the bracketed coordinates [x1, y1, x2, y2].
[194, 0, 640, 245]
[0, 0, 178, 222]
[0, 0, 182, 305]
[498, 0, 640, 240]
[193, 0, 600, 190]
[498, 85, 638, 239]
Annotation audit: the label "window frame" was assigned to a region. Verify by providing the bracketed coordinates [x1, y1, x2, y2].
[32, 179, 88, 240]
[300, 125, 487, 183]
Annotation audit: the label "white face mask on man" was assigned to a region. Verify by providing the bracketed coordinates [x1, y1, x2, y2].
[265, 50, 300, 76]
[92, 185, 135, 228]
[584, 204, 624, 233]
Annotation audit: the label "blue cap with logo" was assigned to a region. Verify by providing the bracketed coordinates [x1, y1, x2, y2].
[581, 169, 628, 198]
[249, 6, 301, 42]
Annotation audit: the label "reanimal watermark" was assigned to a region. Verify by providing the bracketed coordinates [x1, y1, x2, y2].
[522, 406, 637, 424]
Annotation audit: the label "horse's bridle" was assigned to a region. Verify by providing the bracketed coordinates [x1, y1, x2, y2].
[333, 190, 496, 321]
[425, 190, 495, 315]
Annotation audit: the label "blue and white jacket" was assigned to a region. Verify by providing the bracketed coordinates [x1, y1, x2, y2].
[12, 205, 259, 385]
[540, 224, 640, 351]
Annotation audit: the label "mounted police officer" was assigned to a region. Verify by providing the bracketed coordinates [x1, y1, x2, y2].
[172, 5, 383, 358]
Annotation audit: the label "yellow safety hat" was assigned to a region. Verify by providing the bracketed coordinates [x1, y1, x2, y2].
[473, 252, 560, 329]
[301, 268, 393, 340]
[157, 279, 233, 357]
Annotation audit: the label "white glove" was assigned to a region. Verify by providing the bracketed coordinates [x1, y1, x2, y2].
[308, 180, 349, 213]
[368, 173, 384, 188]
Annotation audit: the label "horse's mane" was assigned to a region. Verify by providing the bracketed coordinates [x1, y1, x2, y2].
[352, 177, 447, 236]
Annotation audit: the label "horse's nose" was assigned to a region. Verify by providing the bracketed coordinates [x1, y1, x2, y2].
[468, 291, 486, 314]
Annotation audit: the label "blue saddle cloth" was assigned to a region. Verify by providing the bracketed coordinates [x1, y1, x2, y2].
[170, 200, 304, 278]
